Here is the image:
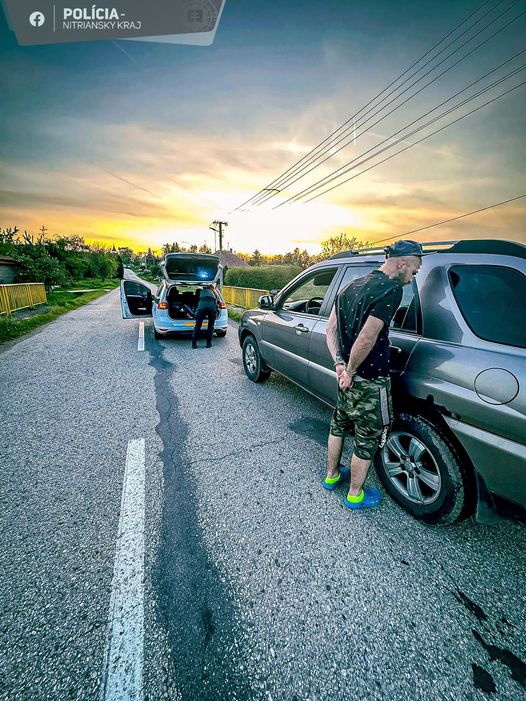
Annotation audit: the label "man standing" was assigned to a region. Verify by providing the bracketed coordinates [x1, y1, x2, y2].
[192, 284, 218, 349]
[324, 240, 423, 509]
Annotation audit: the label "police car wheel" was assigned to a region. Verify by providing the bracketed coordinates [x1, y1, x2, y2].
[242, 336, 270, 383]
[374, 413, 474, 525]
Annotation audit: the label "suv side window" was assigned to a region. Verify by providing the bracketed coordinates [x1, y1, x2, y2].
[449, 265, 526, 348]
[390, 280, 420, 333]
[281, 268, 337, 316]
[339, 265, 379, 290]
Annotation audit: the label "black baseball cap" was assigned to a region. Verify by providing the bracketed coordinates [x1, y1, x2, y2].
[384, 240, 424, 258]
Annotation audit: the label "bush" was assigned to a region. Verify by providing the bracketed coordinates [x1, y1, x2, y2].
[224, 265, 302, 291]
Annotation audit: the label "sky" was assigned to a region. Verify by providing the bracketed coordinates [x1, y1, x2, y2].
[1, 0, 525, 254]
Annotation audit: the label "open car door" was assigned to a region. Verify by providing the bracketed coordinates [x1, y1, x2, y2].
[120, 280, 153, 318]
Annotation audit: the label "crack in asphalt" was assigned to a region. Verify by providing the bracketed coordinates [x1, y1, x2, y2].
[148, 335, 255, 701]
[187, 437, 288, 467]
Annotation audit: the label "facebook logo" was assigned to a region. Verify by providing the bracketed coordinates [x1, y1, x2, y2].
[29, 11, 45, 27]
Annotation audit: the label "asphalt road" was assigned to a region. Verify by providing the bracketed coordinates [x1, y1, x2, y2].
[1, 284, 525, 701]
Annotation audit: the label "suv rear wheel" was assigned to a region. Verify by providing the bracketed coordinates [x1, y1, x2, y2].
[242, 335, 271, 383]
[375, 413, 474, 525]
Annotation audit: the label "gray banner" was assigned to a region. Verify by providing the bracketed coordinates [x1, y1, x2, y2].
[3, 0, 225, 45]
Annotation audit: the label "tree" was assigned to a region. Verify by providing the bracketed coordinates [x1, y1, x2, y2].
[250, 249, 262, 266]
[16, 246, 67, 291]
[0, 227, 19, 256]
[198, 243, 212, 254]
[318, 233, 372, 260]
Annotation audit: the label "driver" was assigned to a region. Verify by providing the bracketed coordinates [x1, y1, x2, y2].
[323, 240, 423, 510]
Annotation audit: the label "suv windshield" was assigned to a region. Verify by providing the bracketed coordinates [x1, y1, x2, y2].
[449, 264, 526, 348]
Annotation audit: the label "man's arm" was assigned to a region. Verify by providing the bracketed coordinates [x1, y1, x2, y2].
[326, 305, 341, 364]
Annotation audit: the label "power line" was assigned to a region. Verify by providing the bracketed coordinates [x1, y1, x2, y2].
[371, 194, 526, 245]
[275, 56, 526, 207]
[255, 3, 526, 208]
[297, 80, 526, 204]
[234, 0, 515, 212]
[276, 77, 526, 206]
[232, 0, 497, 212]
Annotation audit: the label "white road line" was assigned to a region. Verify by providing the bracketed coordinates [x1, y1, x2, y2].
[138, 322, 145, 351]
[101, 439, 146, 701]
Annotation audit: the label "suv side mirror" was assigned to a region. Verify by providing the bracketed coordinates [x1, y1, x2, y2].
[258, 294, 275, 310]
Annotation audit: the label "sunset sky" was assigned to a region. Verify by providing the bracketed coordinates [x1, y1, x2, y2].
[1, 0, 525, 254]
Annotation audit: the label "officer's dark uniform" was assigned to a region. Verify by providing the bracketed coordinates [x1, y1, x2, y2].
[192, 286, 218, 348]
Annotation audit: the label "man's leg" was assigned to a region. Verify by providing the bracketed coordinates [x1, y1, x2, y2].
[344, 378, 389, 504]
[326, 434, 344, 479]
[192, 307, 204, 348]
[206, 307, 215, 346]
[347, 455, 372, 497]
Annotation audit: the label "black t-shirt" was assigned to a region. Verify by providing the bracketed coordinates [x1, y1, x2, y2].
[198, 287, 217, 308]
[336, 270, 403, 379]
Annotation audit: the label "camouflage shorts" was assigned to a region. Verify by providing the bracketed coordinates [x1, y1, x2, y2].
[330, 376, 393, 460]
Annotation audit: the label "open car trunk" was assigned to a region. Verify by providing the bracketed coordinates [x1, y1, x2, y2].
[162, 253, 222, 285]
[166, 286, 220, 320]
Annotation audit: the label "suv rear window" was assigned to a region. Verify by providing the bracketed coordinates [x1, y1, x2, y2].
[165, 260, 218, 281]
[449, 265, 526, 348]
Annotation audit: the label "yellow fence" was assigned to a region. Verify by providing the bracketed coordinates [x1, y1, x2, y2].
[0, 283, 47, 316]
[221, 285, 268, 309]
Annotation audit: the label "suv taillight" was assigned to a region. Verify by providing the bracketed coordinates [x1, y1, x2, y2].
[218, 301, 227, 309]
[157, 301, 168, 310]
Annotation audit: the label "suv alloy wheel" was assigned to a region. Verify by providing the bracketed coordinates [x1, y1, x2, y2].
[375, 413, 475, 524]
[242, 336, 271, 383]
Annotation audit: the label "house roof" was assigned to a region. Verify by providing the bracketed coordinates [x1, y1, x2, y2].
[0, 256, 19, 265]
[214, 250, 250, 268]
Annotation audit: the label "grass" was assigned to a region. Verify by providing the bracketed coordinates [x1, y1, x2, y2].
[55, 277, 121, 290]
[0, 284, 118, 345]
[227, 306, 244, 322]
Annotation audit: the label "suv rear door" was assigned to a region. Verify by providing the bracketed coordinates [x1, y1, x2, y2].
[307, 263, 381, 404]
[388, 279, 422, 378]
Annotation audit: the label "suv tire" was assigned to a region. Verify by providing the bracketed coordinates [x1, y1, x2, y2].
[242, 335, 271, 383]
[375, 412, 473, 525]
[215, 330, 227, 337]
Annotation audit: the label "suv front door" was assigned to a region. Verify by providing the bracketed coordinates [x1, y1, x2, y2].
[261, 267, 338, 388]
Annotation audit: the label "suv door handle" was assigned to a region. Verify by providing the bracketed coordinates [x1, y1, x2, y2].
[295, 324, 310, 333]
[390, 345, 402, 354]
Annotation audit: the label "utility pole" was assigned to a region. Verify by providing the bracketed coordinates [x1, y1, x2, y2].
[210, 220, 228, 251]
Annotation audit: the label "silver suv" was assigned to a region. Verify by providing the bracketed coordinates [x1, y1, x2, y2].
[238, 240, 526, 524]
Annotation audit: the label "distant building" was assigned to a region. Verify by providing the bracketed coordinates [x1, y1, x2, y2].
[0, 256, 19, 284]
[214, 249, 250, 273]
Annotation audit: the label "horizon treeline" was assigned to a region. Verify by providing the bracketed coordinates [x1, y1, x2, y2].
[1, 227, 373, 286]
[0, 227, 124, 290]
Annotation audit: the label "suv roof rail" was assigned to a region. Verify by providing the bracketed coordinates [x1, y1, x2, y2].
[329, 239, 526, 260]
[449, 239, 526, 259]
[328, 240, 458, 259]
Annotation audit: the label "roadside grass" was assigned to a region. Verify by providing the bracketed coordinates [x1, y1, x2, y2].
[0, 285, 117, 345]
[55, 277, 121, 291]
[227, 306, 244, 322]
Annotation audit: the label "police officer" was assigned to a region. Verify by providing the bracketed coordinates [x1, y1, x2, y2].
[323, 240, 423, 509]
[192, 284, 218, 349]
